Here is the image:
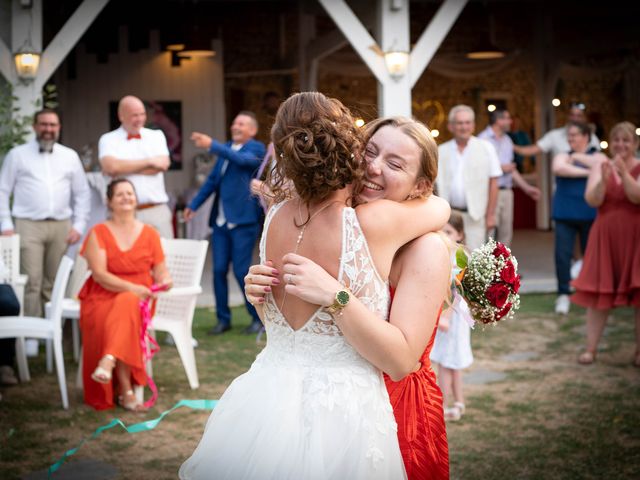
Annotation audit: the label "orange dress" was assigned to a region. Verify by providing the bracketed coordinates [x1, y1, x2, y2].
[78, 223, 164, 410]
[384, 288, 449, 480]
[572, 163, 640, 309]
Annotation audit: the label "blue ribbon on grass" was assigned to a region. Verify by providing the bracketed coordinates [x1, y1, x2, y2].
[48, 399, 217, 478]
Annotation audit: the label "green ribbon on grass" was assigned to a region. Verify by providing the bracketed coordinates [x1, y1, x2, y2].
[48, 399, 217, 478]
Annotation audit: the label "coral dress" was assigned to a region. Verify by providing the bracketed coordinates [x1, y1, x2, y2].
[78, 223, 164, 410]
[384, 287, 449, 480]
[572, 163, 640, 309]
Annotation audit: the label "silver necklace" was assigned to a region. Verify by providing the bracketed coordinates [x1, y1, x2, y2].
[278, 199, 338, 313]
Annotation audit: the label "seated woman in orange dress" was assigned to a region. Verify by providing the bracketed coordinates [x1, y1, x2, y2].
[78, 178, 172, 411]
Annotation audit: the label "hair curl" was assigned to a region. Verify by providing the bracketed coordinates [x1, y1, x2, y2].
[267, 92, 365, 208]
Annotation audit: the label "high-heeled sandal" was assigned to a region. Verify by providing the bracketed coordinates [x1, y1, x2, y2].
[91, 354, 116, 384]
[118, 389, 148, 412]
[578, 351, 596, 365]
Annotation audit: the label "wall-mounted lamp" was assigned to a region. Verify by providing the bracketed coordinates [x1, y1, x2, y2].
[167, 42, 215, 67]
[384, 50, 409, 80]
[14, 46, 40, 82]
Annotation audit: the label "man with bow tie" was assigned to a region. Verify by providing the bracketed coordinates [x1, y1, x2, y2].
[0, 109, 90, 317]
[98, 95, 174, 238]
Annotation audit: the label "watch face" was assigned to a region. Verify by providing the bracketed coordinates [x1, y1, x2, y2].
[336, 290, 350, 306]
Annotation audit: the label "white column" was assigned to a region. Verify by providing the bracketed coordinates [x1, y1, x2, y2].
[319, 0, 467, 118]
[376, 0, 411, 116]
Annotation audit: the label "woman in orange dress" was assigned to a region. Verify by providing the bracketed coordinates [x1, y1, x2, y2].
[79, 178, 171, 411]
[571, 122, 640, 366]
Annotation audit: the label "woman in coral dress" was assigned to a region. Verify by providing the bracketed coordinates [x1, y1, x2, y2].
[245, 117, 451, 479]
[572, 122, 640, 366]
[79, 178, 171, 411]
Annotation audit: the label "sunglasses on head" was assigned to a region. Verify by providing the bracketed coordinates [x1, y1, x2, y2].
[570, 102, 586, 111]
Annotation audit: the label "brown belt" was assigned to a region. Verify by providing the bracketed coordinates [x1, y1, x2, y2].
[137, 203, 163, 211]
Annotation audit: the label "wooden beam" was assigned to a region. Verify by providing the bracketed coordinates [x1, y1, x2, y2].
[409, 0, 468, 88]
[318, 0, 387, 84]
[306, 29, 348, 62]
[0, 39, 15, 83]
[35, 0, 110, 90]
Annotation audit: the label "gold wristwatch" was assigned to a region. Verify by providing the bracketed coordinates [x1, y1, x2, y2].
[326, 289, 350, 316]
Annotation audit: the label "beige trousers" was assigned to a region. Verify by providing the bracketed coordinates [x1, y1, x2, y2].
[453, 209, 487, 251]
[15, 218, 70, 317]
[136, 204, 174, 239]
[489, 189, 514, 247]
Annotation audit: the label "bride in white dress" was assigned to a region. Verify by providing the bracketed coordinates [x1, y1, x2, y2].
[179, 92, 447, 480]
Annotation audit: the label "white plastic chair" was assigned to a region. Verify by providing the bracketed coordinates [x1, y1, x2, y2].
[0, 256, 74, 409]
[45, 254, 89, 371]
[150, 238, 208, 390]
[0, 234, 28, 314]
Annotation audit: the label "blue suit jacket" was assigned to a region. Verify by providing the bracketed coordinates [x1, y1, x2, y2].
[189, 138, 266, 227]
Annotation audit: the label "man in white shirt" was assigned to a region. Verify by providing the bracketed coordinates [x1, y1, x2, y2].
[478, 109, 541, 246]
[513, 102, 600, 158]
[0, 109, 90, 317]
[436, 105, 503, 250]
[99, 95, 174, 238]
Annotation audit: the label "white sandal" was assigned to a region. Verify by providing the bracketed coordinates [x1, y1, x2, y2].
[444, 402, 465, 421]
[91, 354, 116, 384]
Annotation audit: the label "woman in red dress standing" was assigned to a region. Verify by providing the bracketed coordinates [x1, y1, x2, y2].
[79, 178, 172, 410]
[572, 122, 640, 365]
[246, 117, 451, 479]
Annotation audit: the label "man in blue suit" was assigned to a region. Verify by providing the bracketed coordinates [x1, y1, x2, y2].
[185, 111, 266, 335]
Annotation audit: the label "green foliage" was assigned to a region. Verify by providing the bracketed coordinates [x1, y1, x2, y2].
[0, 83, 32, 155]
[0, 82, 59, 155]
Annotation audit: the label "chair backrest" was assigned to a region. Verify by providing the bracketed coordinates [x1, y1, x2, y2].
[0, 234, 20, 284]
[66, 254, 90, 299]
[155, 239, 208, 321]
[159, 238, 209, 288]
[48, 256, 75, 327]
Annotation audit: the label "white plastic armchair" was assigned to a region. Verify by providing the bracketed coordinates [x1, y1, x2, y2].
[150, 238, 208, 390]
[0, 256, 74, 409]
[0, 234, 28, 314]
[45, 254, 89, 371]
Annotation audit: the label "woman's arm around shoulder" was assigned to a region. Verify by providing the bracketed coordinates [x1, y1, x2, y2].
[282, 232, 451, 381]
[356, 194, 451, 253]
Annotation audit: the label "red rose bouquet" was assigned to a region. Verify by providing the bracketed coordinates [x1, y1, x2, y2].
[454, 238, 521, 325]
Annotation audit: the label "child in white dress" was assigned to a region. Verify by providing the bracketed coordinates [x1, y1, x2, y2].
[430, 212, 474, 421]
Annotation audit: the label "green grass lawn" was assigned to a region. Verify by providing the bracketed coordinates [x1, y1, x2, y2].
[1, 295, 638, 479]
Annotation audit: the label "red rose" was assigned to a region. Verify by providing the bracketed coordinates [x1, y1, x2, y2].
[486, 283, 510, 308]
[500, 261, 517, 284]
[493, 243, 510, 259]
[512, 275, 521, 293]
[496, 302, 513, 320]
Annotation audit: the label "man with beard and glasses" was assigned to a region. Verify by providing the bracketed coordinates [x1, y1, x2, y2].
[0, 108, 90, 318]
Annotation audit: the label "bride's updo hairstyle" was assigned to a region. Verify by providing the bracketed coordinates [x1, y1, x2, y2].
[362, 116, 438, 198]
[268, 92, 364, 206]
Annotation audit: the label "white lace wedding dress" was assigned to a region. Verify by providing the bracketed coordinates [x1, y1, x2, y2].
[179, 203, 406, 480]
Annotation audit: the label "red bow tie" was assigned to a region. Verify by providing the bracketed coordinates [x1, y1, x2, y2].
[127, 133, 141, 140]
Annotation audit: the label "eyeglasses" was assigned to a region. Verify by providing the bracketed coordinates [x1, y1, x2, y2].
[570, 102, 586, 111]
